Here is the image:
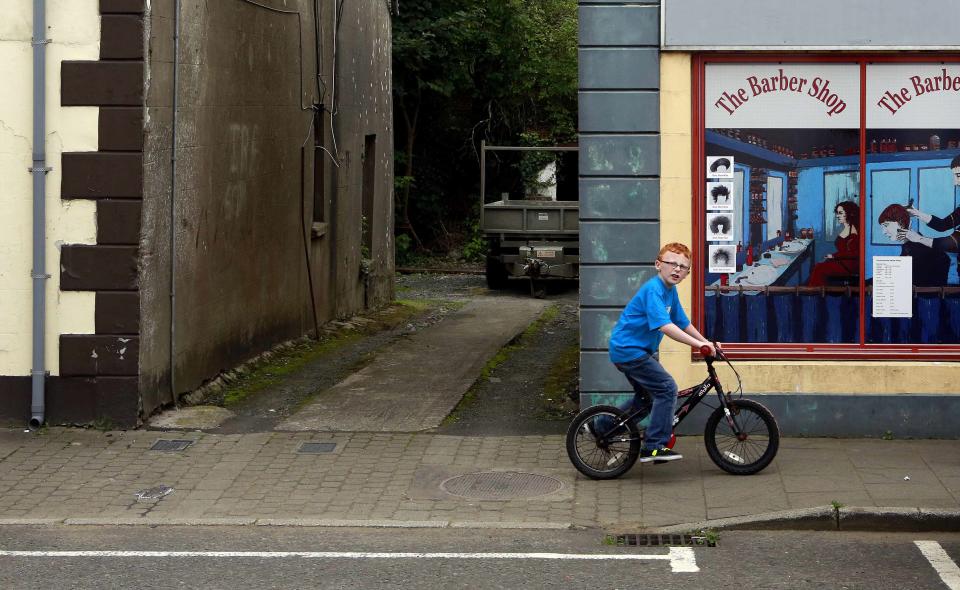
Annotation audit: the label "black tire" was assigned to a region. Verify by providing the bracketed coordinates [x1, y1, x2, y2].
[485, 255, 509, 290]
[704, 399, 780, 475]
[565, 405, 641, 480]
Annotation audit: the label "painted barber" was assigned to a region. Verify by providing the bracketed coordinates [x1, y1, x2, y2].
[901, 155, 960, 277]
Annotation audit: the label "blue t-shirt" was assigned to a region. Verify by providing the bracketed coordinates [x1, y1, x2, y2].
[608, 276, 690, 363]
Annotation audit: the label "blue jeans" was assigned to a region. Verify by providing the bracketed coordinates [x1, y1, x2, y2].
[614, 353, 678, 450]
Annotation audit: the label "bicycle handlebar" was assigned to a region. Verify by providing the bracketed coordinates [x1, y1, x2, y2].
[699, 342, 724, 361]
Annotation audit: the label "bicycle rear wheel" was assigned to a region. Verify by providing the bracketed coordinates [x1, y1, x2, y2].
[565, 405, 641, 480]
[704, 399, 780, 475]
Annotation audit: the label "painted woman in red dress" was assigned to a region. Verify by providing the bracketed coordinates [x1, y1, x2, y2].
[807, 201, 860, 287]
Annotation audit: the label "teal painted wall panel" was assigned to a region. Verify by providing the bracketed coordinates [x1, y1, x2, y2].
[580, 135, 659, 176]
[579, 49, 659, 89]
[580, 266, 654, 306]
[581, 221, 660, 263]
[580, 178, 659, 219]
[579, 92, 659, 133]
[579, 6, 659, 46]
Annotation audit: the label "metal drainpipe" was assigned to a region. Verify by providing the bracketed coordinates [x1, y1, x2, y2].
[169, 0, 180, 406]
[29, 0, 50, 429]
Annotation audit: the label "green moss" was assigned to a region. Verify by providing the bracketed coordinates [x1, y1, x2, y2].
[445, 303, 568, 424]
[220, 300, 454, 408]
[536, 342, 580, 420]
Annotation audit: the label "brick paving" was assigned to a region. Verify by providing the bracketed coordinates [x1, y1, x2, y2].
[0, 427, 957, 529]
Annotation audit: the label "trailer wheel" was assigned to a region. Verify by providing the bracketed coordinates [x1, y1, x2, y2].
[485, 255, 509, 290]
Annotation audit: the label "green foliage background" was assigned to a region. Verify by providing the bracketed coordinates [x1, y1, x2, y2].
[393, 0, 578, 261]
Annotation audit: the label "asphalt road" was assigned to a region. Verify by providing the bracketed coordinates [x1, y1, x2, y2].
[1, 526, 958, 589]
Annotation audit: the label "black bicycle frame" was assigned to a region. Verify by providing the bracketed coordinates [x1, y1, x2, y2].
[601, 357, 740, 441]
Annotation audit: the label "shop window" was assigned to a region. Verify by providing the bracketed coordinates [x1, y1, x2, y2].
[696, 57, 960, 357]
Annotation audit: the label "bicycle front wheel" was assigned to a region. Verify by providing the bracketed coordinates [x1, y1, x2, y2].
[565, 405, 641, 480]
[704, 399, 780, 475]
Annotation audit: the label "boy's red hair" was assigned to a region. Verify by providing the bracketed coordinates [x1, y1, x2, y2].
[658, 242, 692, 260]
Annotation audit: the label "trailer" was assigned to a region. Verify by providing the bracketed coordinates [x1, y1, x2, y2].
[480, 142, 579, 290]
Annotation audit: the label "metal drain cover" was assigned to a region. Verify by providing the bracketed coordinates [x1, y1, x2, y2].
[297, 442, 337, 454]
[150, 439, 193, 452]
[440, 472, 563, 500]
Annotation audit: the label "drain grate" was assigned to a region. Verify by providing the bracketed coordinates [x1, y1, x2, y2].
[608, 533, 716, 548]
[297, 442, 337, 454]
[150, 439, 194, 452]
[441, 472, 563, 500]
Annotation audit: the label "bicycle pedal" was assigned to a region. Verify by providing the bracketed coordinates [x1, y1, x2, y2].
[606, 452, 623, 466]
[723, 451, 745, 464]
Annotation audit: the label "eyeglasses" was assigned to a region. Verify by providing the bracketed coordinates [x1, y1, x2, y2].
[658, 259, 691, 273]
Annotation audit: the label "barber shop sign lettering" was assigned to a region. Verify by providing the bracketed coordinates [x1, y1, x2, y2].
[875, 68, 960, 115]
[713, 68, 848, 118]
[705, 64, 860, 128]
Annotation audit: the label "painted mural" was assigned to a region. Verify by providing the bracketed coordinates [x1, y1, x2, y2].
[702, 62, 960, 345]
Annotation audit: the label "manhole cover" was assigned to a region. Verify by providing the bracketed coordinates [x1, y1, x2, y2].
[440, 472, 563, 500]
[297, 442, 337, 454]
[150, 439, 193, 452]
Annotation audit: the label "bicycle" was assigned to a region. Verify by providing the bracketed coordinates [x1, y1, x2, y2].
[566, 345, 780, 479]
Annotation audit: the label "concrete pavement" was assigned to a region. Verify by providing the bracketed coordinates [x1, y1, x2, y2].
[277, 297, 550, 432]
[0, 427, 957, 531]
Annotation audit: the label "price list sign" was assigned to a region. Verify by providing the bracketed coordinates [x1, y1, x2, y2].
[872, 256, 913, 318]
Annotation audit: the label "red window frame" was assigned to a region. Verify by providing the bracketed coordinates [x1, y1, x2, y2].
[691, 53, 960, 360]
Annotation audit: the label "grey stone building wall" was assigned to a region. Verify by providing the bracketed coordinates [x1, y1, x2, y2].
[578, 0, 661, 406]
[139, 0, 393, 416]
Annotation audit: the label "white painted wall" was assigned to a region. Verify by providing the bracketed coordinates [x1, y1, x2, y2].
[0, 1, 99, 375]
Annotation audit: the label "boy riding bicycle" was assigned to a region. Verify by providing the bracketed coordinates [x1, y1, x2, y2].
[607, 242, 718, 463]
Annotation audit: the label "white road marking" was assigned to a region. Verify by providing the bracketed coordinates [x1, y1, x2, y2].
[916, 540, 960, 590]
[0, 547, 698, 573]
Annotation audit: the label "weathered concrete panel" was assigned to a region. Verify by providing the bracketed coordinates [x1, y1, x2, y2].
[580, 135, 659, 176]
[579, 265, 654, 306]
[581, 309, 622, 350]
[580, 221, 660, 264]
[580, 178, 659, 219]
[579, 6, 659, 47]
[579, 48, 659, 89]
[580, 351, 629, 392]
[579, 92, 658, 133]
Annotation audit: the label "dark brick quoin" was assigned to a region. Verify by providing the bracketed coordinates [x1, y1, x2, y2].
[0, 376, 139, 427]
[61, 61, 143, 106]
[99, 108, 144, 151]
[96, 292, 140, 334]
[100, 0, 145, 14]
[60, 335, 140, 377]
[0, 376, 30, 423]
[62, 152, 143, 199]
[61, 245, 139, 291]
[97, 200, 142, 245]
[101, 15, 144, 60]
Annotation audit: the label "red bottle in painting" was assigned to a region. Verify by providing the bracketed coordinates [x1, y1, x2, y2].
[746, 245, 754, 267]
[720, 273, 729, 286]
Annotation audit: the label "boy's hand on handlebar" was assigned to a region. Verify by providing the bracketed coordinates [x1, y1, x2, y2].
[698, 341, 717, 357]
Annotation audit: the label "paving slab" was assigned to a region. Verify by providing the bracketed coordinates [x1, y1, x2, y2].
[0, 430, 958, 531]
[276, 297, 550, 432]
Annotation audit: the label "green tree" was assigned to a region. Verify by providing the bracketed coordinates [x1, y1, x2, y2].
[392, 0, 577, 255]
